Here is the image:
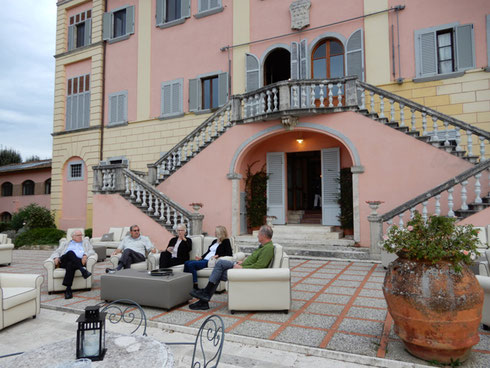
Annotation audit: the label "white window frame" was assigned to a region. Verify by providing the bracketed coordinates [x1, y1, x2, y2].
[160, 78, 184, 119]
[68, 161, 84, 181]
[195, 0, 223, 19]
[108, 90, 128, 126]
[68, 10, 92, 51]
[156, 0, 191, 29]
[189, 71, 228, 113]
[103, 5, 135, 43]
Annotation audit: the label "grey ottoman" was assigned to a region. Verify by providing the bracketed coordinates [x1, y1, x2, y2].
[93, 245, 106, 262]
[101, 269, 193, 310]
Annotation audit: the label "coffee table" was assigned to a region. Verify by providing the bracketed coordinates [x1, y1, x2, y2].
[100, 269, 193, 310]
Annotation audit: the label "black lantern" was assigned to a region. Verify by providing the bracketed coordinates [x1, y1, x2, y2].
[76, 305, 106, 361]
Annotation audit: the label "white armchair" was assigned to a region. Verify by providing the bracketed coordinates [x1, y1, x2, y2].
[227, 243, 291, 313]
[0, 234, 14, 266]
[43, 237, 97, 294]
[0, 273, 43, 330]
[148, 235, 204, 271]
[476, 275, 490, 329]
[91, 226, 130, 257]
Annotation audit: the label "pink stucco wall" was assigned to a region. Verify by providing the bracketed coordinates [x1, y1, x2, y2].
[458, 207, 490, 227]
[59, 157, 87, 230]
[65, 58, 92, 79]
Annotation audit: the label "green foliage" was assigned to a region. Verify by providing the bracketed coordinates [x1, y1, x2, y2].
[85, 228, 93, 238]
[244, 161, 269, 229]
[382, 212, 483, 272]
[337, 168, 353, 230]
[14, 228, 66, 247]
[0, 147, 22, 166]
[11, 204, 56, 231]
[24, 155, 41, 162]
[0, 222, 12, 232]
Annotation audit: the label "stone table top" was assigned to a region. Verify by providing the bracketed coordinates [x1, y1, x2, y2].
[8, 332, 174, 368]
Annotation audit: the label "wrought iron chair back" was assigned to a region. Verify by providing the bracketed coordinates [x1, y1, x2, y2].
[98, 299, 148, 336]
[166, 314, 225, 368]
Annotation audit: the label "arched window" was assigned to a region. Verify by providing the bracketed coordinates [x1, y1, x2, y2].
[311, 38, 345, 79]
[44, 179, 51, 194]
[0, 212, 11, 223]
[22, 180, 35, 196]
[1, 182, 13, 197]
[264, 48, 291, 86]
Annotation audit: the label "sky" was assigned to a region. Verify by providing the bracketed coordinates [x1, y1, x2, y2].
[0, 1, 57, 161]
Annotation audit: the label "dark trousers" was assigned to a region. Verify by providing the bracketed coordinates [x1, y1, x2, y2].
[159, 251, 185, 268]
[60, 251, 84, 287]
[183, 259, 209, 283]
[118, 249, 145, 269]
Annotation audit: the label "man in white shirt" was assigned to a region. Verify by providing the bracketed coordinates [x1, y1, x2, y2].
[106, 225, 156, 273]
[49, 230, 95, 299]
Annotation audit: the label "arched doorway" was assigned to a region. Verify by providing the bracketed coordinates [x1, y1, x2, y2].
[263, 48, 291, 86]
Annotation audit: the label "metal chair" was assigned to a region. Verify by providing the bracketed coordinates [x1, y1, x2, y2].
[97, 299, 147, 336]
[167, 314, 225, 368]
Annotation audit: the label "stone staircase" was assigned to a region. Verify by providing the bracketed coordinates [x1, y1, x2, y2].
[234, 224, 370, 260]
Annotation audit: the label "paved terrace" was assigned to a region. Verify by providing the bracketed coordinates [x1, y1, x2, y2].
[1, 249, 490, 368]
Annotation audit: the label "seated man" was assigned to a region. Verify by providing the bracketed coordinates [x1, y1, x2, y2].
[49, 230, 95, 299]
[189, 225, 274, 310]
[106, 225, 156, 273]
[159, 223, 192, 268]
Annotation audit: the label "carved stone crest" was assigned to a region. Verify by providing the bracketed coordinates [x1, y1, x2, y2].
[281, 116, 299, 130]
[289, 0, 311, 30]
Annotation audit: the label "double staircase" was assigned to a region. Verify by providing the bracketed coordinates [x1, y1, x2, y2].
[93, 76, 489, 258]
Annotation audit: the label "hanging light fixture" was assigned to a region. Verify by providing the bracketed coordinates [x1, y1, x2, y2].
[296, 133, 304, 144]
[76, 305, 106, 361]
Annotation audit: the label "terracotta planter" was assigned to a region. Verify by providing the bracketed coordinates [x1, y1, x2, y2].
[383, 257, 483, 364]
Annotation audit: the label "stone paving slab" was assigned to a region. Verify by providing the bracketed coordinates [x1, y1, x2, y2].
[2, 249, 490, 367]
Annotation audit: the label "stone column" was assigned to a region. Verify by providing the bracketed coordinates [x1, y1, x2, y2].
[350, 166, 364, 243]
[227, 172, 243, 236]
[278, 83, 291, 111]
[189, 213, 204, 236]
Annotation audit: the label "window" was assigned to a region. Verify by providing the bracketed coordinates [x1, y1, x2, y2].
[103, 6, 135, 42]
[312, 39, 345, 79]
[66, 74, 90, 131]
[189, 72, 228, 112]
[1, 182, 13, 197]
[161, 79, 183, 118]
[0, 212, 11, 223]
[44, 179, 51, 195]
[108, 90, 128, 125]
[195, 0, 223, 18]
[68, 161, 84, 181]
[156, 0, 190, 28]
[68, 10, 92, 51]
[414, 23, 474, 80]
[22, 180, 35, 196]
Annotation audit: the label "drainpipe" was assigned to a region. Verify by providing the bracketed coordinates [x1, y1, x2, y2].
[99, 0, 107, 161]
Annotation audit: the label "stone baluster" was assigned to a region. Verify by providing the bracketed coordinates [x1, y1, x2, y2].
[130, 180, 135, 199]
[386, 219, 393, 231]
[455, 128, 462, 152]
[176, 148, 182, 166]
[292, 86, 299, 108]
[328, 84, 334, 107]
[467, 131, 473, 157]
[435, 194, 441, 215]
[220, 112, 225, 132]
[193, 135, 199, 155]
[153, 198, 159, 217]
[159, 201, 165, 221]
[101, 170, 108, 190]
[319, 84, 325, 107]
[431, 116, 439, 143]
[148, 193, 153, 212]
[200, 129, 206, 147]
[272, 88, 278, 111]
[480, 137, 486, 161]
[167, 156, 173, 173]
[226, 105, 231, 125]
[242, 98, 248, 118]
[255, 94, 261, 115]
[179, 213, 184, 225]
[475, 173, 482, 204]
[310, 85, 316, 108]
[422, 112, 427, 136]
[422, 200, 428, 220]
[266, 90, 272, 112]
[447, 187, 454, 217]
[410, 207, 415, 219]
[135, 184, 142, 203]
[369, 91, 375, 113]
[379, 95, 385, 119]
[125, 175, 130, 195]
[461, 180, 468, 210]
[301, 86, 307, 108]
[260, 92, 266, 114]
[443, 121, 450, 146]
[336, 82, 343, 107]
[141, 188, 147, 207]
[172, 152, 177, 168]
[410, 109, 416, 131]
[399, 104, 405, 127]
[359, 88, 365, 110]
[173, 209, 178, 228]
[398, 215, 404, 227]
[389, 99, 395, 122]
[166, 206, 171, 225]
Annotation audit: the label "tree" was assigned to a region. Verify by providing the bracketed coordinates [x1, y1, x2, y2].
[0, 147, 22, 166]
[24, 155, 41, 162]
[11, 204, 56, 231]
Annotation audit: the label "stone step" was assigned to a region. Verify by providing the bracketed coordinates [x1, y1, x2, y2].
[251, 225, 342, 240]
[236, 235, 355, 247]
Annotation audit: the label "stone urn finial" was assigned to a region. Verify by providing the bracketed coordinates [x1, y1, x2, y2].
[366, 200, 384, 215]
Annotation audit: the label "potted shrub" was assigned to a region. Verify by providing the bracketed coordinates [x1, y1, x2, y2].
[382, 212, 484, 364]
[244, 161, 269, 232]
[337, 168, 353, 235]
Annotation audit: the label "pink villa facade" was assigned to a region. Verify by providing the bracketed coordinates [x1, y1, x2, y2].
[0, 160, 52, 223]
[52, 0, 490, 253]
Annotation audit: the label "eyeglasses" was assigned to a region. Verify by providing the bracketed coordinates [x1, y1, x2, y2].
[73, 234, 83, 237]
[131, 229, 140, 232]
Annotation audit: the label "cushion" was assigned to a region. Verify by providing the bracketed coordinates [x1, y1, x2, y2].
[101, 233, 114, 242]
[2, 287, 37, 310]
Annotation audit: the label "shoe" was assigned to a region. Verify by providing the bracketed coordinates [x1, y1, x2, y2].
[81, 268, 92, 279]
[189, 300, 209, 310]
[193, 283, 199, 290]
[64, 289, 73, 299]
[105, 268, 116, 274]
[189, 289, 211, 302]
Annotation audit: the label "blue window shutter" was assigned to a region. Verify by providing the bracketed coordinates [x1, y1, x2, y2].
[162, 83, 172, 116]
[171, 80, 182, 114]
[455, 24, 474, 71]
[346, 29, 364, 80]
[66, 96, 72, 130]
[84, 18, 92, 46]
[199, 0, 209, 12]
[109, 95, 117, 123]
[299, 39, 308, 79]
[68, 25, 75, 51]
[72, 95, 79, 129]
[246, 53, 260, 92]
[291, 42, 299, 80]
[84, 92, 90, 127]
[415, 29, 437, 77]
[218, 72, 228, 107]
[126, 6, 135, 35]
[102, 12, 112, 40]
[210, 0, 220, 9]
[117, 94, 125, 122]
[156, 0, 164, 25]
[182, 0, 191, 18]
[189, 78, 199, 112]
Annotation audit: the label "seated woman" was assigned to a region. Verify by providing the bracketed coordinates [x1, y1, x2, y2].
[159, 223, 192, 268]
[184, 225, 232, 289]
